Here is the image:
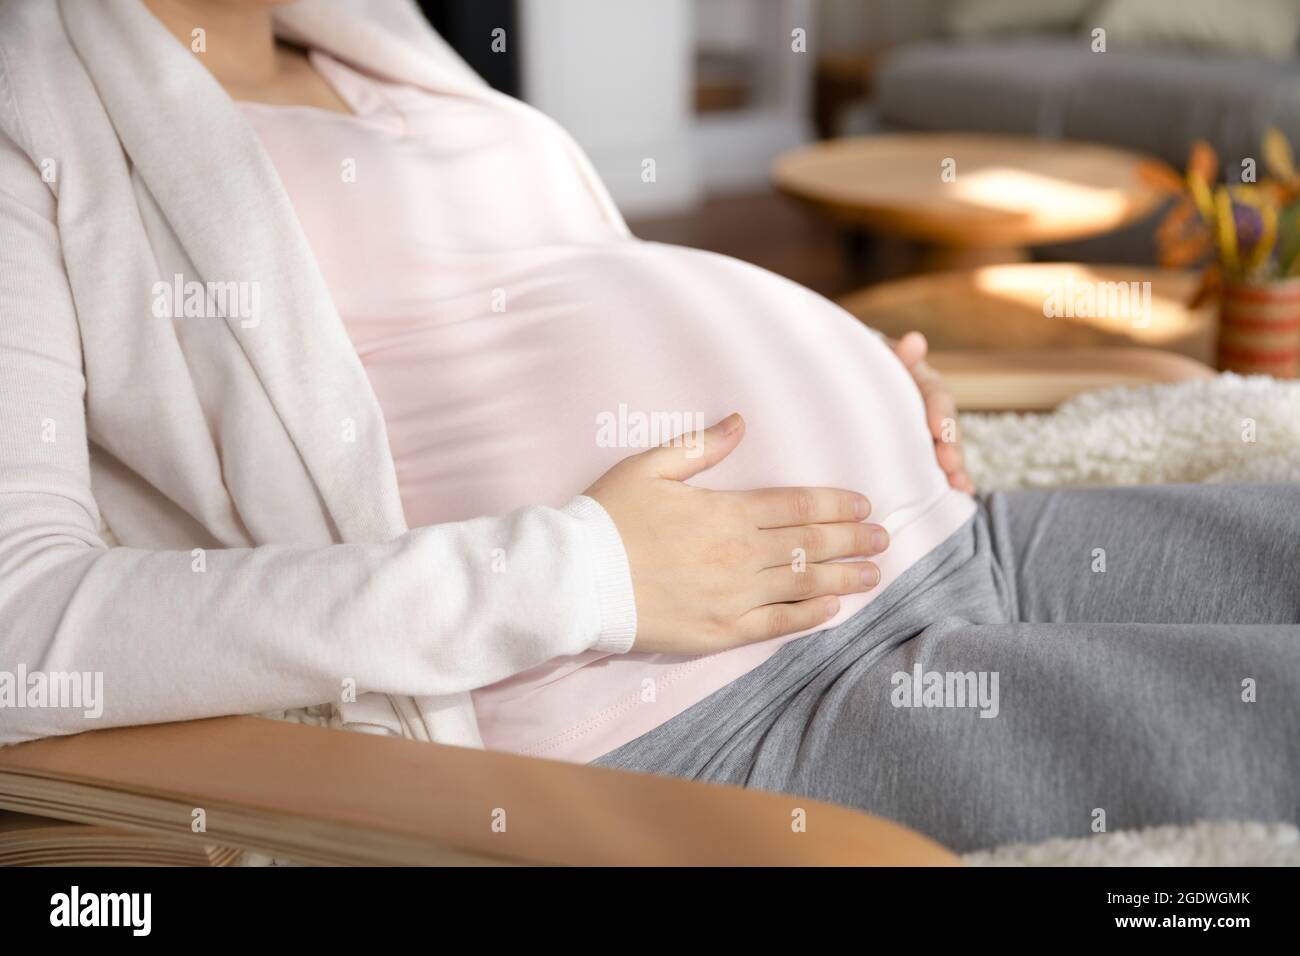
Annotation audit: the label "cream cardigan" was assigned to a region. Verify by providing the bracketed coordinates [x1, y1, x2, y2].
[0, 0, 637, 747]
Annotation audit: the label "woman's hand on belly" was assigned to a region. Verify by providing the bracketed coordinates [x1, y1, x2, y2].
[892, 332, 974, 494]
[584, 413, 889, 655]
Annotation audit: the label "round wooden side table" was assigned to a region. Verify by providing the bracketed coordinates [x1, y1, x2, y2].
[837, 262, 1217, 365]
[774, 133, 1169, 270]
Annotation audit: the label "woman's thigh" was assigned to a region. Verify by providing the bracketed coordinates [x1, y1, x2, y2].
[756, 617, 1300, 853]
[984, 482, 1300, 625]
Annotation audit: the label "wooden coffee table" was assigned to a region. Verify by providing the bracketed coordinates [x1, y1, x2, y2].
[774, 133, 1168, 270]
[838, 263, 1218, 364]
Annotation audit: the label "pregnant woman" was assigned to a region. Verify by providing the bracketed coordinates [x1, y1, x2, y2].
[1, 0, 1296, 852]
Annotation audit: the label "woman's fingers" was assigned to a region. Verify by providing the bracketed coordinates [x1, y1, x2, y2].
[759, 521, 888, 568]
[908, 354, 975, 493]
[932, 434, 973, 491]
[737, 596, 842, 643]
[738, 486, 871, 529]
[935, 440, 965, 477]
[892, 328, 973, 494]
[892, 330, 929, 370]
[922, 379, 958, 439]
[755, 560, 880, 605]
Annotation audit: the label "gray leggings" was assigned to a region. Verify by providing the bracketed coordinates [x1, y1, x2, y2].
[594, 483, 1300, 853]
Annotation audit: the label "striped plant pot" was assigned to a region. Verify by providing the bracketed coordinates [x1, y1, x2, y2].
[1217, 278, 1300, 377]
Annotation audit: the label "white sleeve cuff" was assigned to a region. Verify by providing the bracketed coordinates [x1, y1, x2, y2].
[561, 494, 638, 654]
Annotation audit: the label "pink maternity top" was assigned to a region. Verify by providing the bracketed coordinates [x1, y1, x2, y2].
[240, 52, 974, 762]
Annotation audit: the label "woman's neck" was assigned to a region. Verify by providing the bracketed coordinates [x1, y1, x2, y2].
[140, 0, 353, 114]
[141, 0, 278, 88]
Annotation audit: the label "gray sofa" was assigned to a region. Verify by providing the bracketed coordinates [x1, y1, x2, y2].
[876, 35, 1300, 172]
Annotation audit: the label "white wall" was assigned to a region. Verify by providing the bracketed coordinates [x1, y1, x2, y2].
[520, 0, 702, 218]
[520, 0, 816, 218]
[692, 0, 814, 194]
[695, 0, 761, 52]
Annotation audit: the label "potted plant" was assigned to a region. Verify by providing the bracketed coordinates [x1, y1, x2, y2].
[1145, 129, 1300, 377]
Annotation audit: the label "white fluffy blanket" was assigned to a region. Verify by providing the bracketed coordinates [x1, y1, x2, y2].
[957, 373, 1300, 865]
[962, 373, 1300, 491]
[965, 821, 1300, 866]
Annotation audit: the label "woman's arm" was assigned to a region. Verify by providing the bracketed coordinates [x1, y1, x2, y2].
[0, 148, 634, 744]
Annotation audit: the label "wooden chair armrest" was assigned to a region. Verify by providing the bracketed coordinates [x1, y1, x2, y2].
[929, 347, 1216, 412]
[0, 716, 957, 866]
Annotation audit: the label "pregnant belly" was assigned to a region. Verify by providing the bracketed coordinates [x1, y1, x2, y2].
[352, 240, 953, 536]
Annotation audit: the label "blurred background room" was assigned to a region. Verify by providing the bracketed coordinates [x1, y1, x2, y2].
[412, 0, 1300, 395]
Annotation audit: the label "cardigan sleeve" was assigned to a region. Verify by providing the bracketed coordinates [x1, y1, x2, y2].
[0, 135, 637, 746]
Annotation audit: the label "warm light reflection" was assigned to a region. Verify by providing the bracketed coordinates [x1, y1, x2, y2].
[969, 264, 1202, 344]
[948, 167, 1130, 228]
